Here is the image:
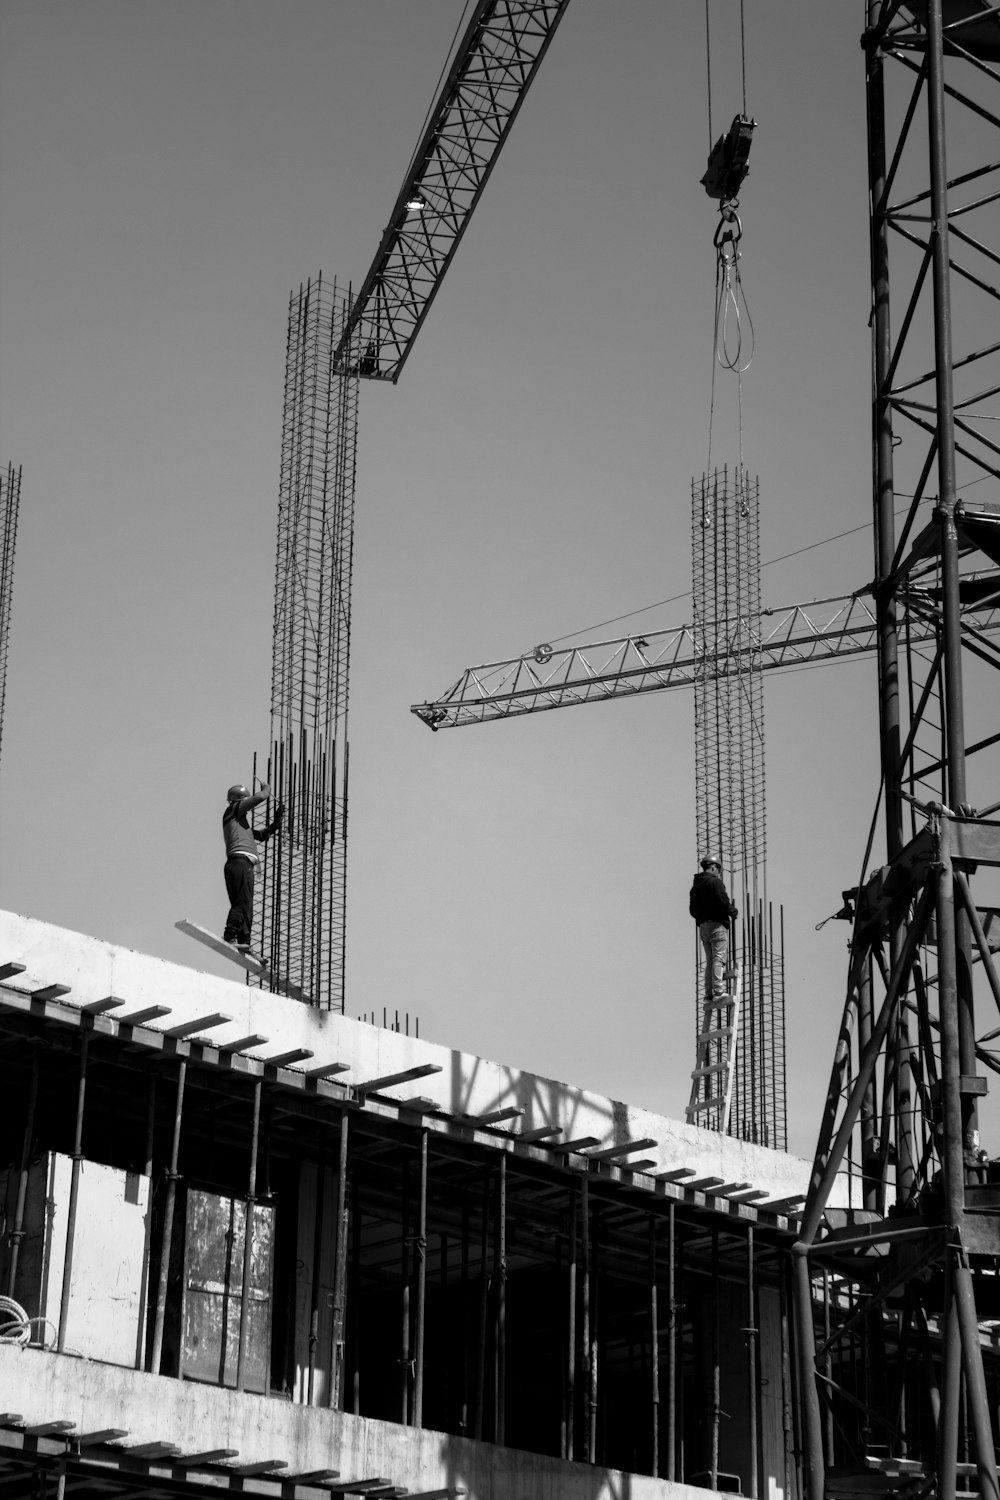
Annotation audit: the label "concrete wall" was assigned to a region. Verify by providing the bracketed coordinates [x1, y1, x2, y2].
[0, 1153, 149, 1367]
[0, 907, 840, 1203]
[1, 1345, 713, 1500]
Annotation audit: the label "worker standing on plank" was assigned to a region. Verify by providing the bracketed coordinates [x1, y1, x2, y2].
[689, 855, 738, 1001]
[222, 781, 283, 950]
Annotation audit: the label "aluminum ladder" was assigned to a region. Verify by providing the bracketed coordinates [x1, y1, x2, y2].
[685, 962, 742, 1134]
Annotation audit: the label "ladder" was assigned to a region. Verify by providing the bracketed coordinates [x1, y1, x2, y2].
[685, 962, 742, 1134]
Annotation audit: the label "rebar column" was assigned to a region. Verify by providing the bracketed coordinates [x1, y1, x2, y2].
[692, 467, 785, 1147]
[256, 277, 360, 1011]
[0, 463, 21, 775]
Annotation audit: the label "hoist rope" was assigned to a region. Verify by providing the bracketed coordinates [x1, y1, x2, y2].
[537, 491, 950, 650]
[705, 0, 713, 150]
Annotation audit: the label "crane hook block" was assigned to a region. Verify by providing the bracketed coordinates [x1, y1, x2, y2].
[701, 115, 756, 204]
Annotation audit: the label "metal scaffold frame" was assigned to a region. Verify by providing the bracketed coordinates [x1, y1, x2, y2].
[691, 467, 786, 1151]
[795, 4, 1000, 1495]
[0, 464, 21, 774]
[253, 277, 359, 1012]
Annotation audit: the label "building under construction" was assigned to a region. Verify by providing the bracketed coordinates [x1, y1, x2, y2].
[5, 1, 1000, 1498]
[0, 906, 837, 1500]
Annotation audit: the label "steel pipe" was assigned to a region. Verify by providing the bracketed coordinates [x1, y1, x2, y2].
[7, 1044, 39, 1297]
[150, 1059, 186, 1374]
[235, 1075, 262, 1392]
[57, 1034, 89, 1353]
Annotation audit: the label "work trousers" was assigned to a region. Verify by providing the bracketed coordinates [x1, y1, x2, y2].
[698, 920, 729, 1000]
[223, 855, 256, 944]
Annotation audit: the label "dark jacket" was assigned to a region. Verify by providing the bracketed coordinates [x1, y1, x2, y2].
[689, 870, 738, 925]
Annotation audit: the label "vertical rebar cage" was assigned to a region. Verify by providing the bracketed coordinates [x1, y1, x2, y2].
[691, 467, 786, 1149]
[254, 277, 360, 1011]
[0, 463, 21, 774]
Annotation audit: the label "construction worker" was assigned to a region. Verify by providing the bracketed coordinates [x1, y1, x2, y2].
[689, 855, 738, 1000]
[222, 781, 283, 950]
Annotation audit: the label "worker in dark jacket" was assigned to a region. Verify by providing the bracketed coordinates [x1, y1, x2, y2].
[222, 781, 283, 950]
[689, 856, 738, 1001]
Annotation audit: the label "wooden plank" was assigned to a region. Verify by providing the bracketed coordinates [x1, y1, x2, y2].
[175, 919, 267, 975]
[31, 984, 72, 1002]
[175, 920, 308, 1000]
[462, 1106, 523, 1126]
[75, 1430, 129, 1447]
[517, 1126, 562, 1143]
[116, 1005, 172, 1026]
[653, 1167, 695, 1182]
[264, 1049, 314, 1069]
[233, 1460, 288, 1476]
[82, 996, 125, 1015]
[164, 1013, 232, 1039]
[0, 964, 26, 983]
[586, 1137, 658, 1162]
[171, 1450, 240, 1468]
[354, 1064, 442, 1093]
[305, 1061, 350, 1078]
[547, 1136, 600, 1154]
[217, 1034, 270, 1054]
[408, 1491, 468, 1500]
[324, 1482, 391, 1495]
[23, 1422, 75, 1436]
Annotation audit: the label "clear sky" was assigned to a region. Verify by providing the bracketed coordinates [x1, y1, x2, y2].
[0, 1, 912, 1157]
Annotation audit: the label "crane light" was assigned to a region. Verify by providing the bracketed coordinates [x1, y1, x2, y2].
[701, 115, 756, 204]
[405, 196, 427, 214]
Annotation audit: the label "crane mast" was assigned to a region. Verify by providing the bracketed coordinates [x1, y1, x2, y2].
[406, 1, 1000, 1487]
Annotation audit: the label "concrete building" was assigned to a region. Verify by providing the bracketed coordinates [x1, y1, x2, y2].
[0, 910, 839, 1499]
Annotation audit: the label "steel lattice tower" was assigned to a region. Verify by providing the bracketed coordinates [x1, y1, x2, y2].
[794, 5, 1000, 1495]
[692, 465, 786, 1149]
[253, 277, 359, 1011]
[0, 464, 21, 774]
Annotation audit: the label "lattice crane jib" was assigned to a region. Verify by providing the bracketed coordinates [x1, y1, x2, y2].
[247, 5, 571, 1011]
[333, 0, 571, 384]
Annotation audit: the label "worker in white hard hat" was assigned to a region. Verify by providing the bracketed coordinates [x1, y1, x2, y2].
[688, 856, 738, 1002]
[222, 780, 284, 950]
